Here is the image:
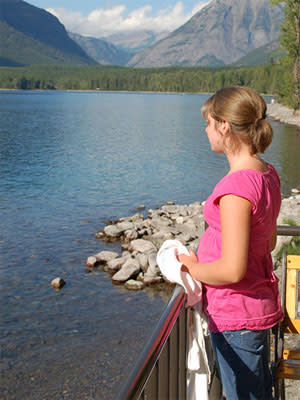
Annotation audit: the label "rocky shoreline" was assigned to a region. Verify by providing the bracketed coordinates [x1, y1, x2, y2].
[267, 102, 300, 128]
[86, 201, 205, 289]
[86, 189, 300, 290]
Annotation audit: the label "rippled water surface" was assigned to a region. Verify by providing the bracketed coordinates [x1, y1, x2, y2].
[0, 90, 300, 399]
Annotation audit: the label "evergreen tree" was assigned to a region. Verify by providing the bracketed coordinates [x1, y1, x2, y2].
[271, 0, 300, 110]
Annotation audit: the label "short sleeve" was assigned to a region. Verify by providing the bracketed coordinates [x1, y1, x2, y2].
[212, 171, 262, 212]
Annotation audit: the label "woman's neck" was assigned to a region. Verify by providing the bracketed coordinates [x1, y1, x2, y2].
[225, 146, 267, 174]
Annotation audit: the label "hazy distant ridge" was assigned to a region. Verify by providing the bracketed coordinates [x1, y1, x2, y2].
[68, 32, 134, 66]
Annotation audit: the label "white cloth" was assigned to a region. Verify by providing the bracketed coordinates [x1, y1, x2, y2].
[187, 303, 213, 400]
[156, 239, 202, 307]
[157, 240, 213, 400]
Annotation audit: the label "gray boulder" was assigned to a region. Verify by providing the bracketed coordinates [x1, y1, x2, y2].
[112, 258, 140, 283]
[143, 274, 163, 285]
[124, 229, 138, 241]
[107, 255, 130, 272]
[104, 224, 122, 238]
[129, 239, 156, 254]
[117, 221, 134, 232]
[95, 251, 119, 263]
[136, 253, 149, 272]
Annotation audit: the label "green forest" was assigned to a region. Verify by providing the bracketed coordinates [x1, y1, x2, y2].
[0, 63, 289, 96]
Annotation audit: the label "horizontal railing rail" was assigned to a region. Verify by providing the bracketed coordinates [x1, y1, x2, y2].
[119, 225, 300, 400]
[277, 225, 300, 236]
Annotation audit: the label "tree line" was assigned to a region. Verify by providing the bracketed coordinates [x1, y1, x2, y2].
[271, 0, 300, 110]
[0, 64, 287, 95]
[0, 1, 298, 108]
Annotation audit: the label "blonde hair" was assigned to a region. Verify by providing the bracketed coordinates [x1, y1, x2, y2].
[201, 86, 273, 154]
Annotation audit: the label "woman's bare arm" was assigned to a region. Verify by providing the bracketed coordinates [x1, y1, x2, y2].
[178, 194, 252, 285]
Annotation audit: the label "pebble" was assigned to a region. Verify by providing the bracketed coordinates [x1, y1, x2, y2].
[51, 277, 66, 289]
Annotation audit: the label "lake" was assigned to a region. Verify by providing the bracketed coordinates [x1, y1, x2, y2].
[0, 90, 300, 400]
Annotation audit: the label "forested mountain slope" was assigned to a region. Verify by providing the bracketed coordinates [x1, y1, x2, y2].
[0, 0, 96, 66]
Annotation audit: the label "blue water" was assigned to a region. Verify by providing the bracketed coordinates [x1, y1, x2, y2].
[0, 90, 300, 400]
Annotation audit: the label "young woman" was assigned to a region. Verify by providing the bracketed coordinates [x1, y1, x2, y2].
[178, 86, 283, 399]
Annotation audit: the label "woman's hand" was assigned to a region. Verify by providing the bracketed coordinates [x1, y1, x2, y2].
[177, 250, 198, 271]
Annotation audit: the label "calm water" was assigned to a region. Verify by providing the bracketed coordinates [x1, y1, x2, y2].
[0, 90, 300, 400]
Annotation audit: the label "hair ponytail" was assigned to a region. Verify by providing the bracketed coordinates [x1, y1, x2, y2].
[252, 118, 273, 154]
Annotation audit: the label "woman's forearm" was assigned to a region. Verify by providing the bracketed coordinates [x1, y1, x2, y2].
[180, 255, 246, 286]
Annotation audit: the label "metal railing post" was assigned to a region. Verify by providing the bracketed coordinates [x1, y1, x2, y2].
[118, 285, 187, 400]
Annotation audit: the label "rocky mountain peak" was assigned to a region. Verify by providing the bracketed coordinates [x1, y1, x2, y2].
[128, 0, 284, 67]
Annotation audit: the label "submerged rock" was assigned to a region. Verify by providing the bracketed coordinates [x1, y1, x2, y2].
[125, 279, 145, 290]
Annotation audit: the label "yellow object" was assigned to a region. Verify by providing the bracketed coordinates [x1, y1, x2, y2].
[273, 253, 300, 399]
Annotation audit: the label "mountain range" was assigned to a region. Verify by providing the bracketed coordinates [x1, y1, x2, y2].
[128, 0, 284, 67]
[0, 0, 284, 68]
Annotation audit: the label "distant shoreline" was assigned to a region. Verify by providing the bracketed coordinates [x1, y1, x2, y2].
[1, 88, 299, 128]
[0, 87, 277, 97]
[267, 103, 300, 128]
[0, 88, 213, 95]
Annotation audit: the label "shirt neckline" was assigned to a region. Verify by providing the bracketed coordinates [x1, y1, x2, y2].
[226, 163, 272, 177]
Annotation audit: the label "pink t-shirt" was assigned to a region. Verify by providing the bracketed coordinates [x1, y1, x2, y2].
[197, 164, 283, 332]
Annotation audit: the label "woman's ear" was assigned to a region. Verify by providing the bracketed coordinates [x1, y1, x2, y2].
[219, 120, 231, 136]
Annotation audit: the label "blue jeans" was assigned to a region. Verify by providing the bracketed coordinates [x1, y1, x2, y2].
[210, 329, 273, 400]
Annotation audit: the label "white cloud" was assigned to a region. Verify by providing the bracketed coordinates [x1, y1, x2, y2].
[47, 1, 210, 38]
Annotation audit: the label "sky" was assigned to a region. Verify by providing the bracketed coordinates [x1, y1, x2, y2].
[28, 0, 210, 37]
